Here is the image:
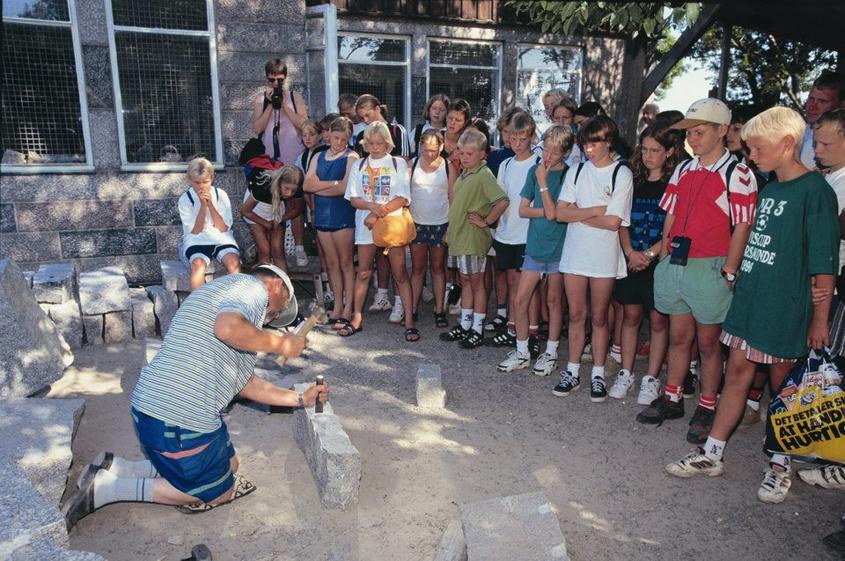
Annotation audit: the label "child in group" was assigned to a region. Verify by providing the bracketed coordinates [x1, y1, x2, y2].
[344, 122, 418, 341]
[553, 116, 634, 402]
[304, 116, 360, 328]
[296, 119, 329, 173]
[443, 99, 472, 169]
[551, 99, 577, 128]
[178, 157, 242, 289]
[664, 106, 839, 504]
[320, 113, 341, 146]
[412, 94, 450, 157]
[496, 125, 574, 375]
[440, 128, 509, 348]
[607, 125, 681, 403]
[409, 129, 455, 326]
[541, 89, 567, 121]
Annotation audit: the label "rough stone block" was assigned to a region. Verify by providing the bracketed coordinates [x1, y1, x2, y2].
[82, 315, 103, 346]
[293, 383, 361, 510]
[433, 519, 467, 561]
[133, 199, 181, 226]
[1, 203, 15, 233]
[32, 263, 77, 304]
[176, 290, 191, 307]
[417, 363, 446, 409]
[45, 301, 84, 349]
[61, 228, 157, 259]
[0, 232, 62, 262]
[15, 200, 132, 232]
[0, 259, 73, 397]
[0, 397, 85, 506]
[78, 266, 130, 314]
[145, 285, 178, 335]
[8, 535, 110, 561]
[0, 461, 68, 557]
[461, 492, 569, 561]
[143, 338, 162, 365]
[161, 259, 191, 291]
[103, 310, 132, 343]
[130, 288, 155, 339]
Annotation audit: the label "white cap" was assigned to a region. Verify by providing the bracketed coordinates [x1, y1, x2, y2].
[672, 98, 732, 129]
[252, 264, 298, 327]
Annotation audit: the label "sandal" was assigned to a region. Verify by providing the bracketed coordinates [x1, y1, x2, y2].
[325, 316, 340, 326]
[333, 318, 351, 331]
[434, 312, 448, 328]
[404, 327, 420, 342]
[175, 474, 256, 514]
[338, 323, 363, 337]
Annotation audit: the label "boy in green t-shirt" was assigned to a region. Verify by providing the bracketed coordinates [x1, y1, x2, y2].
[440, 128, 509, 348]
[665, 107, 839, 504]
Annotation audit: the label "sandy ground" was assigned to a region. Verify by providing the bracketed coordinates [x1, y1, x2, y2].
[51, 304, 843, 561]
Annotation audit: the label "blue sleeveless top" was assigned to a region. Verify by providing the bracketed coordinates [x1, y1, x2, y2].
[314, 149, 356, 230]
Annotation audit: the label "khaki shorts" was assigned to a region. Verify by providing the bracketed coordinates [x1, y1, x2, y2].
[653, 256, 732, 324]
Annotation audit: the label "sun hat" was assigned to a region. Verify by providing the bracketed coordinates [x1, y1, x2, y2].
[671, 98, 732, 129]
[252, 264, 298, 327]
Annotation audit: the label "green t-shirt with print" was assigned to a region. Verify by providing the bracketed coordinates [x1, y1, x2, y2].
[723, 172, 839, 359]
[520, 164, 568, 262]
[446, 163, 507, 257]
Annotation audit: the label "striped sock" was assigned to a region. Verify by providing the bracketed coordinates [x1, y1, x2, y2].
[665, 384, 683, 402]
[93, 470, 156, 508]
[698, 394, 717, 411]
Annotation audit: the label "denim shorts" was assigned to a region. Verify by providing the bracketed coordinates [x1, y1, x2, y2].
[413, 223, 448, 247]
[521, 255, 561, 274]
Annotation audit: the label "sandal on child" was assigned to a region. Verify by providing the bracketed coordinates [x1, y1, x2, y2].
[175, 474, 257, 514]
[404, 327, 420, 342]
[434, 312, 448, 328]
[333, 318, 351, 331]
[338, 323, 363, 337]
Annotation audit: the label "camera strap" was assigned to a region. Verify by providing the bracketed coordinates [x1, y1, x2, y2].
[272, 110, 281, 161]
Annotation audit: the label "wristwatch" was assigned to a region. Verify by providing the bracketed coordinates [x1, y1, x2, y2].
[539, 187, 548, 193]
[332, 180, 339, 187]
[644, 248, 656, 261]
[297, 392, 305, 408]
[720, 268, 737, 282]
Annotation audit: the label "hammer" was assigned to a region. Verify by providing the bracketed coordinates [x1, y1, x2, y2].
[275, 302, 327, 367]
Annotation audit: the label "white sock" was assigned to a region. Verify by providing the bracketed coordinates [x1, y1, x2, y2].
[611, 344, 622, 353]
[93, 470, 156, 508]
[771, 454, 791, 473]
[394, 295, 402, 306]
[472, 313, 486, 333]
[496, 305, 507, 317]
[295, 244, 305, 253]
[99, 453, 158, 478]
[703, 436, 726, 462]
[746, 398, 760, 411]
[689, 360, 699, 373]
[566, 362, 580, 377]
[377, 288, 388, 298]
[591, 365, 605, 380]
[516, 339, 529, 355]
[460, 309, 473, 330]
[546, 340, 559, 357]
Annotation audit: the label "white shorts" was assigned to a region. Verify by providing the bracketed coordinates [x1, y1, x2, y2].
[242, 191, 278, 225]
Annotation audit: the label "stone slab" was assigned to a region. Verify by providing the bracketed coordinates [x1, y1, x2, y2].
[416, 363, 446, 409]
[433, 519, 467, 561]
[130, 288, 155, 339]
[145, 285, 177, 336]
[78, 267, 129, 314]
[0, 397, 85, 506]
[160, 259, 192, 292]
[103, 310, 132, 343]
[46, 301, 84, 349]
[8, 535, 109, 561]
[32, 263, 76, 304]
[144, 338, 162, 365]
[461, 492, 569, 561]
[0, 259, 73, 397]
[293, 383, 361, 510]
[82, 315, 103, 346]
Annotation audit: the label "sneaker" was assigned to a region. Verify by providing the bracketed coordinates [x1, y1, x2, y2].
[636, 395, 684, 425]
[489, 331, 517, 347]
[532, 353, 558, 377]
[797, 465, 845, 491]
[324, 286, 335, 308]
[737, 403, 761, 429]
[528, 336, 541, 359]
[637, 375, 660, 406]
[389, 300, 404, 323]
[552, 372, 581, 397]
[609, 347, 622, 365]
[497, 350, 530, 372]
[368, 294, 392, 312]
[295, 248, 308, 267]
[758, 466, 792, 504]
[484, 314, 508, 333]
[665, 448, 724, 478]
[421, 285, 434, 303]
[608, 370, 635, 399]
[459, 329, 484, 349]
[682, 369, 698, 399]
[590, 376, 608, 402]
[686, 406, 716, 444]
[62, 464, 98, 530]
[439, 325, 467, 342]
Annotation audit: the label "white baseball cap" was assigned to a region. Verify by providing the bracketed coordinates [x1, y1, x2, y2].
[672, 98, 732, 129]
[252, 264, 298, 327]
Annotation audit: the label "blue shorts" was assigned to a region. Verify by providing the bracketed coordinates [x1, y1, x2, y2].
[413, 223, 448, 247]
[521, 255, 561, 274]
[184, 244, 240, 266]
[132, 408, 235, 503]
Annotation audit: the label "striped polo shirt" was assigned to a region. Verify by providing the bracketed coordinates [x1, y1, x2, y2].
[131, 274, 268, 433]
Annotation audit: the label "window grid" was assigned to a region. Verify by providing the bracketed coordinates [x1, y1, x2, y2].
[516, 43, 583, 133]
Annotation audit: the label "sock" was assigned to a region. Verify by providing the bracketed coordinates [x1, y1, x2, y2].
[611, 344, 622, 354]
[507, 322, 516, 336]
[295, 244, 305, 253]
[377, 288, 388, 298]
[460, 309, 472, 330]
[746, 398, 760, 411]
[321, 272, 329, 282]
[394, 295, 402, 306]
[529, 324, 539, 336]
[665, 384, 683, 402]
[770, 454, 791, 473]
[496, 304, 507, 318]
[566, 362, 580, 377]
[93, 470, 156, 508]
[703, 436, 726, 462]
[689, 360, 699, 374]
[516, 339, 529, 355]
[591, 365, 605, 380]
[546, 340, 559, 357]
[101, 454, 158, 478]
[698, 394, 717, 411]
[472, 313, 486, 333]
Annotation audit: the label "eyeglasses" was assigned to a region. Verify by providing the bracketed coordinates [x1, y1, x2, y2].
[267, 76, 286, 83]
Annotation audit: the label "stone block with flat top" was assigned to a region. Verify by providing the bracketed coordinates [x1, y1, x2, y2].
[103, 310, 132, 343]
[130, 287, 155, 339]
[32, 263, 76, 304]
[82, 315, 103, 346]
[0, 461, 68, 556]
[78, 267, 129, 315]
[45, 301, 83, 349]
[145, 285, 177, 335]
[161, 259, 216, 293]
[417, 363, 446, 409]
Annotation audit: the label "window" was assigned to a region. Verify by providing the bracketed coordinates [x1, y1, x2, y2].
[106, 0, 222, 169]
[428, 39, 501, 125]
[1, 0, 92, 173]
[337, 33, 410, 130]
[516, 45, 582, 132]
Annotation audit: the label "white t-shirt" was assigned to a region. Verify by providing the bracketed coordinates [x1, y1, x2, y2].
[345, 155, 411, 245]
[800, 123, 816, 169]
[410, 158, 449, 225]
[178, 186, 238, 250]
[558, 160, 633, 278]
[493, 155, 539, 245]
[826, 167, 845, 269]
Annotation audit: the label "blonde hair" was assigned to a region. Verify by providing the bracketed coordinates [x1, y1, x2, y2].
[741, 106, 805, 150]
[362, 121, 395, 152]
[270, 165, 303, 222]
[457, 128, 488, 152]
[186, 157, 214, 181]
[542, 125, 575, 155]
[542, 89, 567, 106]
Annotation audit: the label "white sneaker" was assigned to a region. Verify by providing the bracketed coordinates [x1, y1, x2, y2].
[609, 348, 622, 365]
[608, 369, 635, 399]
[665, 448, 724, 478]
[295, 249, 308, 267]
[532, 353, 558, 377]
[389, 300, 404, 323]
[637, 375, 660, 405]
[497, 350, 530, 373]
[368, 294, 391, 312]
[797, 465, 845, 491]
[421, 285, 434, 303]
[758, 466, 792, 504]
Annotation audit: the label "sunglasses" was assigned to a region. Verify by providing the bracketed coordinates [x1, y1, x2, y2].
[267, 76, 286, 83]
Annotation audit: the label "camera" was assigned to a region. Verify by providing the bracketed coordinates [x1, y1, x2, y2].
[271, 82, 284, 109]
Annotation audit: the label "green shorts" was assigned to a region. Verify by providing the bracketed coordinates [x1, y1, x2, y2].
[653, 256, 733, 324]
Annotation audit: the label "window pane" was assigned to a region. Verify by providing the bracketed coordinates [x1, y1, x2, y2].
[338, 36, 406, 63]
[1, 22, 86, 163]
[429, 67, 497, 122]
[429, 41, 498, 67]
[111, 0, 207, 31]
[339, 64, 405, 125]
[518, 46, 581, 74]
[115, 32, 215, 163]
[517, 46, 582, 130]
[3, 0, 68, 21]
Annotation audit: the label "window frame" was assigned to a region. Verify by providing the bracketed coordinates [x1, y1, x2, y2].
[336, 31, 412, 133]
[1, 0, 94, 174]
[104, 0, 223, 171]
[515, 42, 584, 131]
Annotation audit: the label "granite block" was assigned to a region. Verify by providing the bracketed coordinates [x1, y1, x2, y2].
[45, 301, 84, 349]
[133, 199, 181, 226]
[15, 200, 132, 232]
[0, 232, 62, 262]
[145, 285, 177, 335]
[103, 310, 132, 343]
[155, 226, 182, 256]
[82, 315, 103, 346]
[60, 228, 157, 258]
[78, 267, 130, 314]
[32, 263, 77, 304]
[130, 288, 155, 339]
[0, 461, 68, 556]
[1, 204, 15, 233]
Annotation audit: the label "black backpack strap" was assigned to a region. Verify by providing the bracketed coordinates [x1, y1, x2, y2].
[358, 157, 367, 172]
[573, 162, 586, 186]
[391, 156, 398, 172]
[290, 90, 297, 114]
[413, 124, 424, 151]
[610, 160, 630, 193]
[724, 159, 740, 233]
[411, 156, 419, 178]
[186, 190, 194, 206]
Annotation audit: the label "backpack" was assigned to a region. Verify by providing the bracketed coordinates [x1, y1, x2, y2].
[502, 155, 542, 175]
[185, 186, 223, 206]
[573, 159, 630, 193]
[676, 155, 741, 232]
[244, 155, 284, 204]
[238, 137, 265, 165]
[358, 156, 399, 173]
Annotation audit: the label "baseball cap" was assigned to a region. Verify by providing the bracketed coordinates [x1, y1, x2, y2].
[252, 264, 298, 327]
[671, 98, 732, 129]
